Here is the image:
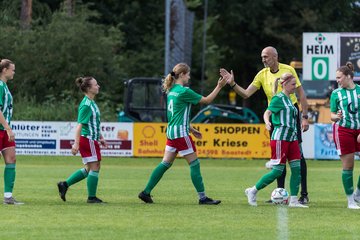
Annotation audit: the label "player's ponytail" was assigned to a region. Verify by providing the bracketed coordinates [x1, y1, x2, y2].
[337, 62, 354, 79]
[0, 59, 14, 73]
[75, 76, 94, 93]
[162, 63, 190, 93]
[272, 78, 281, 96]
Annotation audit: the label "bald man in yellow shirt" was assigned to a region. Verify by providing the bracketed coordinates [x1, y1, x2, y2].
[220, 46, 310, 204]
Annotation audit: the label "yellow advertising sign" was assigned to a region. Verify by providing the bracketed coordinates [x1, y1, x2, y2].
[133, 123, 271, 159]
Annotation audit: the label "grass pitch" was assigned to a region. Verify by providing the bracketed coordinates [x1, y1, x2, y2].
[0, 156, 359, 240]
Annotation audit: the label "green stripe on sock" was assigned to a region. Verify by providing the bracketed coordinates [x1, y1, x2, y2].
[342, 170, 354, 195]
[255, 165, 284, 190]
[190, 159, 204, 192]
[290, 160, 301, 196]
[144, 161, 171, 194]
[87, 170, 99, 197]
[4, 164, 16, 193]
[66, 168, 88, 186]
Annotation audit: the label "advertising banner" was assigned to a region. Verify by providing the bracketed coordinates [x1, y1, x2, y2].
[314, 124, 338, 160]
[133, 123, 271, 159]
[12, 121, 133, 156]
[340, 33, 360, 80]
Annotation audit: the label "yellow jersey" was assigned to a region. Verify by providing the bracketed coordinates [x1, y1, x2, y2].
[251, 63, 301, 105]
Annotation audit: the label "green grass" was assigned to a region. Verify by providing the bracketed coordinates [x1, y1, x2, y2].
[0, 156, 359, 240]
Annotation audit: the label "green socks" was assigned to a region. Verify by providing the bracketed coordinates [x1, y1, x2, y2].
[255, 164, 284, 190]
[190, 159, 205, 193]
[342, 169, 354, 195]
[66, 168, 88, 186]
[144, 161, 171, 194]
[87, 170, 99, 197]
[289, 160, 301, 196]
[4, 163, 16, 193]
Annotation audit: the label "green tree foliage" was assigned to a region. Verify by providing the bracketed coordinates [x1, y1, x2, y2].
[201, 0, 360, 113]
[1, 0, 360, 120]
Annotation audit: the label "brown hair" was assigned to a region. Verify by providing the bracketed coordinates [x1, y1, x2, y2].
[75, 76, 94, 93]
[162, 63, 190, 93]
[0, 59, 14, 73]
[337, 62, 354, 79]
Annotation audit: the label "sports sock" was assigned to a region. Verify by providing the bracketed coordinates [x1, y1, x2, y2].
[66, 168, 88, 186]
[276, 167, 286, 188]
[300, 153, 308, 196]
[255, 164, 285, 190]
[4, 163, 16, 195]
[289, 160, 301, 196]
[144, 161, 171, 195]
[190, 159, 205, 193]
[342, 169, 354, 195]
[87, 170, 99, 197]
[357, 175, 360, 191]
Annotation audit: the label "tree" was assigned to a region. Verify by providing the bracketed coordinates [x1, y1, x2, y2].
[64, 0, 74, 16]
[20, 0, 32, 29]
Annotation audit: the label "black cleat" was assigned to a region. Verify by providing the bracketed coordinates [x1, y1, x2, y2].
[298, 195, 309, 204]
[87, 196, 104, 203]
[138, 191, 153, 203]
[199, 197, 221, 205]
[57, 181, 68, 202]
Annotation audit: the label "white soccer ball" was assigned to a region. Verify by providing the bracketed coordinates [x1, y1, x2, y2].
[271, 188, 289, 205]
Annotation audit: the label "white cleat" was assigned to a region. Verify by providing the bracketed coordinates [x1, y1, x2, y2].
[348, 203, 360, 210]
[245, 188, 257, 206]
[354, 193, 360, 203]
[288, 201, 309, 208]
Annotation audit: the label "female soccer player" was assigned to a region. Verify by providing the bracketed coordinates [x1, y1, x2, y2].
[0, 59, 23, 205]
[138, 63, 228, 205]
[57, 76, 107, 203]
[330, 62, 360, 209]
[245, 73, 308, 208]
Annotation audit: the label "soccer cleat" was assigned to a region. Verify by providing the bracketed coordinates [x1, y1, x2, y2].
[3, 197, 24, 205]
[288, 201, 309, 208]
[199, 197, 221, 205]
[348, 203, 360, 210]
[138, 191, 153, 203]
[298, 195, 309, 204]
[57, 181, 68, 202]
[245, 188, 257, 206]
[87, 196, 104, 203]
[354, 191, 360, 203]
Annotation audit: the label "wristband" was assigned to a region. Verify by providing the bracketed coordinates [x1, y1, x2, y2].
[230, 83, 237, 88]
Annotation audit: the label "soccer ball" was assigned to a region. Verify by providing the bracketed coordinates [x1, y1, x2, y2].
[271, 188, 289, 205]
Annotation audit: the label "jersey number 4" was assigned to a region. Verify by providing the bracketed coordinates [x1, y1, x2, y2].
[168, 99, 174, 117]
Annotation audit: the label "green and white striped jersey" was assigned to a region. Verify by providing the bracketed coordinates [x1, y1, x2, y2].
[78, 96, 101, 141]
[330, 85, 360, 129]
[267, 92, 298, 141]
[0, 80, 13, 130]
[166, 84, 202, 139]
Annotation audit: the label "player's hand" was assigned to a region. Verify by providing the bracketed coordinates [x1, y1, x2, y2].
[71, 142, 79, 155]
[265, 122, 272, 131]
[217, 76, 227, 88]
[5, 128, 15, 142]
[337, 110, 343, 120]
[220, 68, 234, 85]
[302, 119, 309, 132]
[100, 138, 107, 147]
[191, 128, 202, 139]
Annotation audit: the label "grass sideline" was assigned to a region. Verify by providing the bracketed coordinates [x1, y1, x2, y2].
[0, 156, 359, 240]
